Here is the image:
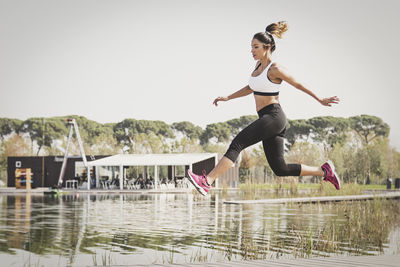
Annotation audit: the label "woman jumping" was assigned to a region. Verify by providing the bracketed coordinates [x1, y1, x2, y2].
[188, 21, 341, 196]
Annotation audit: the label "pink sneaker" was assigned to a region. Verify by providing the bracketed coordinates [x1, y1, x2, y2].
[321, 160, 341, 190]
[187, 170, 211, 196]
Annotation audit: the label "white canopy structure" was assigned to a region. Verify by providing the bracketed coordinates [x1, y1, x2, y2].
[86, 153, 218, 190]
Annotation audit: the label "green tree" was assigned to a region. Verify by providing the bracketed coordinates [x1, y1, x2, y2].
[171, 137, 203, 153]
[286, 119, 315, 148]
[19, 117, 67, 155]
[329, 137, 397, 185]
[62, 115, 113, 146]
[286, 141, 323, 167]
[145, 132, 167, 153]
[349, 115, 390, 145]
[129, 133, 148, 153]
[226, 115, 258, 136]
[200, 122, 231, 145]
[201, 143, 228, 154]
[309, 116, 349, 148]
[88, 133, 121, 155]
[114, 119, 174, 148]
[380, 139, 400, 179]
[328, 142, 355, 183]
[0, 118, 22, 141]
[239, 150, 255, 183]
[171, 121, 203, 140]
[17, 116, 116, 156]
[252, 144, 274, 183]
[0, 134, 31, 184]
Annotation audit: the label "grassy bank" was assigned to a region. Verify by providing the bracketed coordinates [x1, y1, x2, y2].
[233, 198, 400, 260]
[237, 182, 389, 200]
[239, 183, 387, 191]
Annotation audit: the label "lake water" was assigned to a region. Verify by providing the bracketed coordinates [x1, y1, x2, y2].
[0, 192, 399, 266]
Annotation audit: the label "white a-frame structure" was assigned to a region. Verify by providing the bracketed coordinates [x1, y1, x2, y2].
[57, 118, 88, 188]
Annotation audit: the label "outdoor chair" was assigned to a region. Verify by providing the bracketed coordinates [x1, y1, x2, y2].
[101, 180, 109, 189]
[125, 179, 136, 190]
[79, 182, 87, 190]
[176, 177, 190, 188]
[108, 179, 118, 189]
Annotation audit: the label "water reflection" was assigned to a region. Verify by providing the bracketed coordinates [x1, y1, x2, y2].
[0, 193, 399, 266]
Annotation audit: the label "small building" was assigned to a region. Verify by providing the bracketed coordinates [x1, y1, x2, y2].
[7, 155, 109, 188]
[87, 153, 218, 190]
[7, 153, 235, 190]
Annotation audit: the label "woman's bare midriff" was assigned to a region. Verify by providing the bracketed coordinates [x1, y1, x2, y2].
[254, 95, 280, 112]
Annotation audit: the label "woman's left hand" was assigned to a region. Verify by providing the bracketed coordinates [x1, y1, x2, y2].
[213, 96, 229, 106]
[319, 96, 340, 106]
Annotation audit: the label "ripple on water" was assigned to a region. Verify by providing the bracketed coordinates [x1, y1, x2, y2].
[0, 194, 398, 266]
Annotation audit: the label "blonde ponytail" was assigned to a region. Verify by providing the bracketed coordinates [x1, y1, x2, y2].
[265, 21, 288, 39]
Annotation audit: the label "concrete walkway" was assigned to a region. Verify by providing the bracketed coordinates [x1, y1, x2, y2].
[87, 254, 400, 267]
[223, 191, 400, 205]
[0, 187, 193, 195]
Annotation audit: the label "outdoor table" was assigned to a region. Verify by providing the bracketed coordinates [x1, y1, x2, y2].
[66, 180, 78, 189]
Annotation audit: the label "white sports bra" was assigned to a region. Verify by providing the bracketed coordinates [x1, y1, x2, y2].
[249, 62, 281, 96]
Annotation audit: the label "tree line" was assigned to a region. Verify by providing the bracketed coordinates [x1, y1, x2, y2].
[0, 114, 398, 185]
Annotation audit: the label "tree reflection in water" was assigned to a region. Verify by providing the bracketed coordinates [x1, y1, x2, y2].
[0, 193, 398, 266]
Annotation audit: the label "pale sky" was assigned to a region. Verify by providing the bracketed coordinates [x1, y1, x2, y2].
[1, 0, 400, 149]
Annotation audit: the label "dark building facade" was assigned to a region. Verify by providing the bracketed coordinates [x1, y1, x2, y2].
[7, 155, 109, 188]
[8, 154, 239, 189]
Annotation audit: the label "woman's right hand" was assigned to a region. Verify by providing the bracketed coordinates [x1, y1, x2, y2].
[319, 96, 340, 107]
[213, 96, 229, 106]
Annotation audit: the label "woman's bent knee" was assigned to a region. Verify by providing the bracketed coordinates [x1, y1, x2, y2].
[271, 163, 301, 177]
[224, 140, 244, 163]
[273, 168, 290, 177]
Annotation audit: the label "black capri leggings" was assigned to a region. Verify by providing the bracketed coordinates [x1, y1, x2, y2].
[224, 103, 301, 176]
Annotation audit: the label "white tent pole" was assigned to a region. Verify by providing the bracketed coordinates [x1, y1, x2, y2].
[87, 167, 91, 190]
[95, 166, 99, 188]
[119, 165, 123, 190]
[214, 154, 218, 188]
[154, 165, 158, 190]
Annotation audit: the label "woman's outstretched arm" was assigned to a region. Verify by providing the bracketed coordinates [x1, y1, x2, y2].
[213, 85, 253, 106]
[272, 64, 340, 106]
